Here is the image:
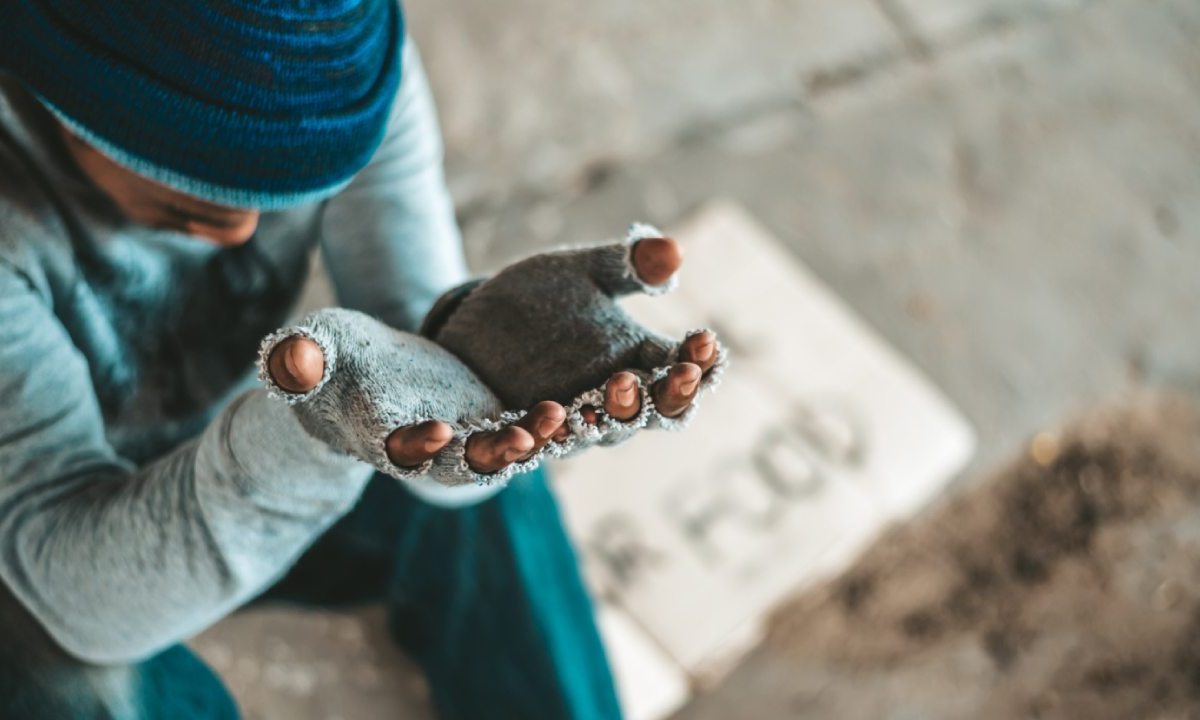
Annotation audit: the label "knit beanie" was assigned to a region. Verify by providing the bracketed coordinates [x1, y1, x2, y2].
[0, 0, 404, 209]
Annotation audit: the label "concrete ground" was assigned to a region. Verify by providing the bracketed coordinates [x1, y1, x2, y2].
[192, 0, 1200, 716]
[686, 394, 1200, 719]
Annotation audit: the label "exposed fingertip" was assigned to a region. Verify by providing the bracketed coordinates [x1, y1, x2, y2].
[517, 402, 566, 443]
[386, 421, 452, 468]
[675, 363, 702, 395]
[610, 371, 638, 390]
[633, 237, 683, 286]
[608, 372, 639, 406]
[508, 425, 536, 444]
[269, 336, 324, 394]
[423, 421, 455, 452]
[385, 429, 404, 457]
[533, 400, 567, 422]
[534, 414, 565, 440]
[285, 338, 324, 386]
[685, 332, 717, 364]
[671, 362, 703, 382]
[503, 428, 536, 461]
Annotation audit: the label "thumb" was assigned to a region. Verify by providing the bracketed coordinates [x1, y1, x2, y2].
[267, 336, 325, 394]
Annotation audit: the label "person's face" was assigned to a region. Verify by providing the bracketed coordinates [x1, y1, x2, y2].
[60, 125, 261, 247]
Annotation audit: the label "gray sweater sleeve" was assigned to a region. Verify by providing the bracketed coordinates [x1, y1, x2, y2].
[319, 40, 468, 335]
[0, 264, 374, 665]
[318, 40, 502, 508]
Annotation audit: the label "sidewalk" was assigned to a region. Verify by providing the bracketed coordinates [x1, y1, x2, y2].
[193, 0, 1200, 716]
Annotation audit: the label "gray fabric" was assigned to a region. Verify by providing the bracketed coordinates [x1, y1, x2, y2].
[0, 40, 496, 665]
[258, 307, 521, 486]
[254, 224, 728, 489]
[0, 264, 373, 664]
[0, 27, 723, 667]
[431, 223, 728, 462]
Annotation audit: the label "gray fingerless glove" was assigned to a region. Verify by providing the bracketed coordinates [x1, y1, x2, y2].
[257, 308, 551, 486]
[425, 223, 728, 455]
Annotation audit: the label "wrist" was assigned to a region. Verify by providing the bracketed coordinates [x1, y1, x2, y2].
[222, 390, 372, 513]
[419, 278, 485, 340]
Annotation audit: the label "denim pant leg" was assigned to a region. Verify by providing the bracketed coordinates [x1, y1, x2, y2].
[0, 468, 616, 720]
[134, 645, 240, 720]
[266, 467, 622, 720]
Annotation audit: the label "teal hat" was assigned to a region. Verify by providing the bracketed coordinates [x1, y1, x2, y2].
[0, 0, 405, 209]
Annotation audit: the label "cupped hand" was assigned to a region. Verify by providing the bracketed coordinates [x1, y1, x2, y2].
[261, 225, 727, 485]
[266, 337, 569, 475]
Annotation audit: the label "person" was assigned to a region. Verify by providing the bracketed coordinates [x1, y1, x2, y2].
[0, 0, 713, 718]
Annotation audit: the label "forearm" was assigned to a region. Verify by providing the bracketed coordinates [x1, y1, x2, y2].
[320, 39, 468, 333]
[0, 390, 371, 665]
[317, 40, 502, 507]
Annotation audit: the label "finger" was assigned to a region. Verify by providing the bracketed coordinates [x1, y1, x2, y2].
[513, 401, 567, 459]
[386, 420, 454, 468]
[678, 331, 719, 375]
[580, 405, 600, 425]
[652, 362, 702, 418]
[465, 426, 536, 474]
[267, 336, 325, 394]
[631, 237, 683, 287]
[604, 372, 642, 421]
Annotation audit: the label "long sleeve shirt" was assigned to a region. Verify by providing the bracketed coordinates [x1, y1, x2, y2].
[0, 40, 493, 665]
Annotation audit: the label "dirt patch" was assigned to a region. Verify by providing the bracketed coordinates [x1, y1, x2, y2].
[765, 393, 1200, 719]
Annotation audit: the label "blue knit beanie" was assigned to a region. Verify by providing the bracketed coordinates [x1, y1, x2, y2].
[0, 0, 404, 209]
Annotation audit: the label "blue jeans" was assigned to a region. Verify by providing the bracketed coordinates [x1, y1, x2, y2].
[0, 468, 622, 720]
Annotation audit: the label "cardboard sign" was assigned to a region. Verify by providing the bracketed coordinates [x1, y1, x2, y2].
[551, 202, 975, 717]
